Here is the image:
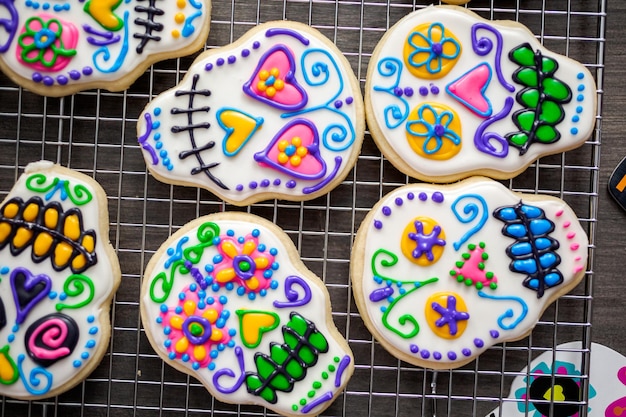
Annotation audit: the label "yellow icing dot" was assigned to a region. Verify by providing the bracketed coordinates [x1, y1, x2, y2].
[406, 102, 462, 160]
[72, 254, 87, 271]
[291, 136, 302, 147]
[242, 240, 256, 255]
[13, 228, 33, 249]
[183, 300, 196, 316]
[290, 155, 302, 167]
[82, 234, 95, 253]
[175, 13, 185, 24]
[215, 268, 235, 283]
[270, 67, 280, 77]
[177, 0, 186, 8]
[203, 309, 219, 323]
[64, 213, 81, 241]
[296, 146, 308, 157]
[256, 81, 267, 92]
[220, 241, 238, 259]
[33, 233, 53, 257]
[44, 208, 58, 229]
[278, 153, 289, 164]
[254, 256, 269, 269]
[277, 140, 289, 152]
[210, 329, 223, 342]
[2, 203, 18, 219]
[400, 216, 446, 266]
[425, 292, 469, 339]
[175, 337, 189, 353]
[0, 223, 11, 243]
[53, 241, 73, 267]
[171, 30, 180, 38]
[22, 202, 39, 222]
[247, 277, 259, 290]
[259, 70, 269, 81]
[274, 79, 285, 90]
[266, 87, 276, 97]
[193, 345, 207, 361]
[170, 315, 184, 330]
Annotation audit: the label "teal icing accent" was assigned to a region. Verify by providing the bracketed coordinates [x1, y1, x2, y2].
[92, 11, 130, 73]
[451, 194, 489, 251]
[188, 0, 203, 8]
[17, 354, 53, 395]
[477, 291, 528, 330]
[282, 48, 356, 152]
[405, 103, 461, 154]
[372, 57, 409, 129]
[182, 11, 203, 37]
[216, 107, 264, 157]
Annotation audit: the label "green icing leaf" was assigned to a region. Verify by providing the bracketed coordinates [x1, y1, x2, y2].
[542, 78, 571, 101]
[269, 372, 292, 391]
[541, 57, 557, 74]
[283, 331, 299, 351]
[520, 89, 540, 108]
[309, 332, 329, 352]
[285, 358, 305, 379]
[511, 44, 536, 66]
[508, 133, 529, 146]
[287, 314, 308, 336]
[536, 125, 559, 142]
[515, 110, 536, 132]
[515, 68, 538, 87]
[539, 100, 564, 124]
[270, 344, 289, 364]
[297, 345, 316, 365]
[256, 354, 277, 380]
[246, 375, 277, 403]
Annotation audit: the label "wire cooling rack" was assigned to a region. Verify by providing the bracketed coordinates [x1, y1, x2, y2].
[0, 0, 605, 416]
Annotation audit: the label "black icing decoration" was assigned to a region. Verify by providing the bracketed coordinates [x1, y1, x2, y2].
[529, 375, 581, 417]
[24, 313, 80, 367]
[134, 0, 164, 54]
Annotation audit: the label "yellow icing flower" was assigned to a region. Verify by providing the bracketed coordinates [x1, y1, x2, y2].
[276, 136, 308, 167]
[256, 67, 286, 98]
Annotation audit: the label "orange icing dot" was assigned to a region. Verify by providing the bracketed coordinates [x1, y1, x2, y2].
[183, 300, 196, 316]
[202, 309, 219, 323]
[3, 203, 18, 218]
[23, 203, 39, 222]
[64, 213, 81, 241]
[171, 30, 180, 38]
[33, 233, 53, 257]
[175, 13, 185, 24]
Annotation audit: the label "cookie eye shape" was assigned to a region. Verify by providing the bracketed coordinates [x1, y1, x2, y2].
[528, 376, 581, 417]
[403, 22, 461, 79]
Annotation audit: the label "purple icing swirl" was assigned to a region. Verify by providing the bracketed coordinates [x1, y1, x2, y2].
[471, 23, 516, 92]
[473, 97, 514, 157]
[273, 275, 312, 308]
[0, 0, 18, 53]
[213, 346, 246, 394]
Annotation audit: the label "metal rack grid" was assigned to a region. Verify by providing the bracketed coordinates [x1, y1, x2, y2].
[0, 0, 605, 416]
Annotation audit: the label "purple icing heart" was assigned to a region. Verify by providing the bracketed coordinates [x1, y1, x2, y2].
[11, 267, 52, 324]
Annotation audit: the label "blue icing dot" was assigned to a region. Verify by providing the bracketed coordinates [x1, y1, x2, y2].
[0, 267, 9, 274]
[228, 340, 235, 348]
[182, 354, 190, 362]
[237, 287, 246, 296]
[210, 350, 218, 359]
[505, 224, 527, 238]
[48, 292, 57, 299]
[87, 315, 95, 323]
[269, 248, 278, 256]
[545, 272, 562, 286]
[248, 293, 256, 300]
[512, 259, 538, 274]
[89, 326, 99, 335]
[577, 94, 584, 102]
[529, 219, 553, 235]
[578, 85, 585, 92]
[164, 340, 171, 348]
[572, 115, 580, 122]
[12, 325, 18, 332]
[225, 283, 234, 291]
[8, 334, 14, 343]
[509, 242, 532, 256]
[213, 254, 223, 263]
[175, 306, 183, 313]
[169, 352, 176, 359]
[577, 72, 584, 79]
[534, 238, 552, 250]
[229, 329, 236, 336]
[539, 252, 558, 268]
[237, 236, 245, 244]
[73, 360, 82, 368]
[154, 107, 162, 116]
[520, 205, 542, 218]
[59, 293, 67, 301]
[258, 244, 266, 252]
[86, 340, 96, 349]
[81, 352, 89, 359]
[496, 207, 517, 221]
[192, 362, 200, 370]
[208, 363, 216, 370]
[571, 128, 579, 135]
[576, 106, 583, 113]
[252, 229, 260, 237]
[219, 295, 227, 305]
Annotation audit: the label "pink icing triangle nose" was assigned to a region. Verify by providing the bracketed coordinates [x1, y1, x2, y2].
[446, 63, 493, 117]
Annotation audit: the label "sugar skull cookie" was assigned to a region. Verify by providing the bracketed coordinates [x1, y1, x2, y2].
[350, 178, 588, 369]
[141, 212, 354, 416]
[365, 6, 596, 182]
[487, 342, 626, 417]
[137, 21, 364, 206]
[0, 161, 120, 399]
[0, 0, 211, 96]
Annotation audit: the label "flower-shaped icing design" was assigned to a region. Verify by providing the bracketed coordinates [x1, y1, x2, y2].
[406, 103, 462, 160]
[404, 22, 461, 79]
[257, 67, 286, 98]
[277, 136, 308, 167]
[159, 285, 234, 370]
[514, 360, 596, 417]
[212, 230, 277, 293]
[16, 14, 78, 72]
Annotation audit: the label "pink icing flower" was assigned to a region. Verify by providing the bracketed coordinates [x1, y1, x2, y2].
[159, 286, 231, 368]
[212, 232, 275, 293]
[16, 14, 78, 72]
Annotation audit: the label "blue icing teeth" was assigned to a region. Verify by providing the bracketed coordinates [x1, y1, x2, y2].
[529, 219, 553, 235]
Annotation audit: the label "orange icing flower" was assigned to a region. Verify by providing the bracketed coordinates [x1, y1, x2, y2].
[256, 67, 286, 98]
[277, 136, 308, 167]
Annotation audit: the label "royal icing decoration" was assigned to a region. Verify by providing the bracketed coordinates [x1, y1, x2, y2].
[140, 212, 353, 416]
[365, 6, 596, 182]
[136, 21, 364, 206]
[0, 0, 210, 96]
[350, 178, 588, 369]
[0, 161, 120, 399]
[487, 342, 626, 417]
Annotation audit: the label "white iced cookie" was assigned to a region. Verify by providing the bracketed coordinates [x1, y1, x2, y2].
[350, 178, 588, 369]
[365, 5, 596, 182]
[141, 212, 354, 416]
[0, 0, 211, 96]
[0, 161, 120, 399]
[487, 342, 626, 417]
[137, 21, 364, 206]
